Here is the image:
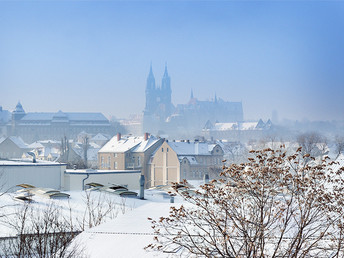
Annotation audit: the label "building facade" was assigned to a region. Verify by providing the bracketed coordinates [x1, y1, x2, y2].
[149, 139, 224, 187]
[9, 102, 113, 143]
[98, 133, 164, 188]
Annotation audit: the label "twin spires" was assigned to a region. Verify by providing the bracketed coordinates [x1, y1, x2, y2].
[146, 63, 171, 91]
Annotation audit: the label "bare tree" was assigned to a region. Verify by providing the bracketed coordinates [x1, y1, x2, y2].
[334, 135, 344, 157]
[146, 147, 344, 257]
[77, 191, 125, 230]
[296, 132, 328, 161]
[222, 142, 248, 165]
[0, 203, 84, 257]
[82, 136, 89, 169]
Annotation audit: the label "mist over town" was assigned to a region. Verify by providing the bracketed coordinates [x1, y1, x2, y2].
[1, 1, 344, 257]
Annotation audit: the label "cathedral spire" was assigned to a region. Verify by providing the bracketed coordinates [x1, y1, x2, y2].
[190, 89, 194, 99]
[163, 62, 169, 77]
[214, 93, 217, 103]
[146, 63, 155, 90]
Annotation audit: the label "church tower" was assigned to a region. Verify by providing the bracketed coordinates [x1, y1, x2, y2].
[161, 64, 172, 117]
[145, 64, 157, 114]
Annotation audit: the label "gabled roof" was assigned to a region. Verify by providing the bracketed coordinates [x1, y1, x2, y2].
[99, 135, 162, 154]
[7, 136, 29, 149]
[132, 135, 162, 153]
[179, 156, 199, 165]
[99, 136, 142, 153]
[91, 133, 109, 141]
[28, 142, 45, 149]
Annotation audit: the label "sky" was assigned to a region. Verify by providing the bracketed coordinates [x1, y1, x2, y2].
[1, 1, 343, 122]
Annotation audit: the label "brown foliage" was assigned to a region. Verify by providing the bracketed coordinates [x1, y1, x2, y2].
[146, 147, 344, 257]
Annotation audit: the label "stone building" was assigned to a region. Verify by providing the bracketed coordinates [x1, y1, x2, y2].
[9, 102, 112, 143]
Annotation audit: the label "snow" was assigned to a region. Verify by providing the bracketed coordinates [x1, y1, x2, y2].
[212, 122, 260, 131]
[99, 135, 161, 153]
[77, 201, 182, 258]
[0, 188, 186, 257]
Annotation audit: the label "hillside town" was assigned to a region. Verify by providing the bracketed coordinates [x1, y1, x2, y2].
[2, 0, 344, 256]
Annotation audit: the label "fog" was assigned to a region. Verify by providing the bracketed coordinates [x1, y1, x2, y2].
[1, 1, 344, 122]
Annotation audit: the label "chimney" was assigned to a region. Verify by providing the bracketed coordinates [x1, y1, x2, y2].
[117, 133, 121, 141]
[144, 132, 150, 141]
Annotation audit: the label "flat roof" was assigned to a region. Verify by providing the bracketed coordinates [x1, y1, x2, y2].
[0, 160, 66, 167]
[65, 169, 141, 175]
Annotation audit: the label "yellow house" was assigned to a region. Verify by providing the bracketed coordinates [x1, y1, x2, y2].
[149, 140, 224, 187]
[98, 133, 164, 188]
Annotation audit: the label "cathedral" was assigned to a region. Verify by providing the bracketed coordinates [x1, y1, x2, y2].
[143, 65, 244, 138]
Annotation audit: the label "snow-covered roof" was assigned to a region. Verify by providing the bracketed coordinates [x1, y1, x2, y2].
[168, 141, 216, 156]
[7, 136, 28, 149]
[99, 135, 161, 153]
[75, 198, 183, 257]
[20, 112, 109, 122]
[179, 156, 199, 165]
[91, 133, 109, 141]
[99, 136, 142, 153]
[212, 122, 260, 131]
[28, 142, 44, 149]
[0, 159, 65, 166]
[132, 135, 162, 153]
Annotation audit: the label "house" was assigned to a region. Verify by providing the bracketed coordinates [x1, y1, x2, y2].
[26, 140, 61, 161]
[149, 139, 224, 187]
[202, 119, 273, 142]
[90, 133, 110, 147]
[98, 133, 164, 187]
[0, 136, 30, 159]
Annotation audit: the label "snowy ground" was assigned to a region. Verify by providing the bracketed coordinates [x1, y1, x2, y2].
[0, 183, 199, 257]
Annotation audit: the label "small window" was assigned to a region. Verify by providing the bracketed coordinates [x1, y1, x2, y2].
[167, 148, 169, 152]
[114, 153, 117, 158]
[114, 162, 118, 169]
[162, 148, 164, 152]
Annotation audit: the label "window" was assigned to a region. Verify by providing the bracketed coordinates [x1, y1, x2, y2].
[114, 153, 117, 158]
[114, 162, 118, 169]
[101, 157, 104, 168]
[138, 156, 141, 166]
[162, 148, 164, 152]
[167, 148, 169, 152]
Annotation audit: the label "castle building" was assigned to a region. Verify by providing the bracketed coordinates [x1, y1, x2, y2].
[9, 102, 113, 143]
[142, 65, 244, 138]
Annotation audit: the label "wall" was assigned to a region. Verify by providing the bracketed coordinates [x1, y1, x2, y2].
[64, 170, 141, 191]
[150, 141, 180, 187]
[0, 162, 65, 192]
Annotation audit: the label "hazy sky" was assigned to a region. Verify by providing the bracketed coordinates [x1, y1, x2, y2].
[1, 1, 343, 122]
